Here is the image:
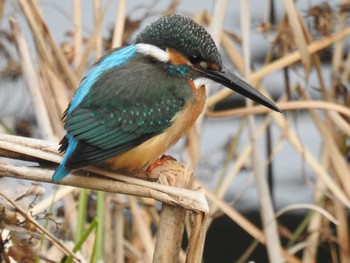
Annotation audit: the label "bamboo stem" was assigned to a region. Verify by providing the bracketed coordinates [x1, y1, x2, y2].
[112, 0, 126, 48]
[73, 0, 82, 67]
[206, 100, 350, 118]
[130, 196, 154, 262]
[153, 162, 194, 263]
[9, 18, 56, 142]
[240, 1, 282, 261]
[186, 212, 208, 263]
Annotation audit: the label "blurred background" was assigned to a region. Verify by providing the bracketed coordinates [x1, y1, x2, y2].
[0, 0, 349, 262]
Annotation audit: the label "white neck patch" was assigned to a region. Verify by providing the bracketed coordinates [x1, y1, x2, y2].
[136, 43, 169, 62]
[193, 77, 210, 89]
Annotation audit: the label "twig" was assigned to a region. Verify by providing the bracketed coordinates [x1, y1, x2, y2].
[206, 100, 350, 118]
[0, 192, 81, 262]
[0, 134, 208, 214]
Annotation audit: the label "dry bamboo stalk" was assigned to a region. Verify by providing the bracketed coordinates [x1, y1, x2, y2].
[73, 0, 82, 68]
[124, 239, 143, 260]
[111, 0, 126, 48]
[94, 0, 103, 58]
[18, 0, 52, 65]
[37, 69, 65, 138]
[19, 0, 79, 89]
[207, 27, 350, 107]
[75, 1, 111, 77]
[42, 67, 70, 122]
[283, 0, 311, 74]
[115, 200, 125, 263]
[334, 191, 350, 263]
[208, 0, 227, 45]
[17, 0, 69, 139]
[9, 18, 56, 142]
[30, 186, 75, 216]
[275, 204, 338, 224]
[327, 111, 350, 137]
[221, 33, 245, 74]
[186, 212, 207, 263]
[153, 162, 194, 263]
[0, 162, 208, 214]
[341, 46, 350, 82]
[240, 2, 282, 261]
[62, 191, 78, 238]
[0, 134, 208, 213]
[332, 0, 348, 87]
[130, 196, 154, 262]
[302, 152, 329, 262]
[103, 195, 113, 260]
[206, 100, 350, 118]
[0, 1, 4, 21]
[252, 27, 350, 83]
[270, 113, 350, 208]
[297, 88, 350, 198]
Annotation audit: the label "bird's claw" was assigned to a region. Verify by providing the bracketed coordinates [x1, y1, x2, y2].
[147, 155, 177, 173]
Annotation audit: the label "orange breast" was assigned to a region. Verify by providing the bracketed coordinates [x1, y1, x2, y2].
[103, 82, 206, 174]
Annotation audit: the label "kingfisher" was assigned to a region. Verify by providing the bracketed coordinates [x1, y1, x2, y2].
[52, 14, 279, 181]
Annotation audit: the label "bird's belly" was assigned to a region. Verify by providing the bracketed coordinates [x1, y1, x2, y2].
[103, 86, 206, 173]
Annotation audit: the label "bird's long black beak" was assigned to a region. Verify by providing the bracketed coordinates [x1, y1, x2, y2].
[204, 68, 280, 112]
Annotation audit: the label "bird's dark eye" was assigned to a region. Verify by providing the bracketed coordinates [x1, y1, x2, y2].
[189, 55, 202, 65]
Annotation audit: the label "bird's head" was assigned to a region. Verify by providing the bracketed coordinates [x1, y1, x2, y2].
[135, 14, 279, 112]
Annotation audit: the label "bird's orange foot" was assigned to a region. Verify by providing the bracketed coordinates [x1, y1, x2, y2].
[147, 155, 177, 173]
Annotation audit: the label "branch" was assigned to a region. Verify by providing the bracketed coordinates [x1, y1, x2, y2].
[0, 134, 208, 214]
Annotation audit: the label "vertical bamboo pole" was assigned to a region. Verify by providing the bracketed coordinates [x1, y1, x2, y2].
[152, 162, 194, 263]
[94, 0, 102, 58]
[73, 0, 82, 68]
[112, 0, 126, 48]
[115, 202, 125, 263]
[240, 1, 283, 262]
[186, 212, 208, 263]
[10, 18, 56, 142]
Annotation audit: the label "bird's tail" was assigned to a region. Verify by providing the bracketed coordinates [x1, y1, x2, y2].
[52, 163, 70, 181]
[52, 134, 77, 181]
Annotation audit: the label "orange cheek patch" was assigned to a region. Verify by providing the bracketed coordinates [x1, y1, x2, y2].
[167, 48, 189, 65]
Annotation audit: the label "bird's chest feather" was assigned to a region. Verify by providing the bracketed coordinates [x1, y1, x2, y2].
[103, 81, 206, 173]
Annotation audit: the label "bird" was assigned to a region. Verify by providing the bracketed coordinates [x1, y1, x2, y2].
[52, 14, 280, 181]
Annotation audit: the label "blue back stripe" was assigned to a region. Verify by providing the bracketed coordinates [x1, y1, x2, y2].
[68, 45, 137, 114]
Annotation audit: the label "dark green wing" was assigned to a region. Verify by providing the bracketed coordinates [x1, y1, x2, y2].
[61, 55, 192, 170]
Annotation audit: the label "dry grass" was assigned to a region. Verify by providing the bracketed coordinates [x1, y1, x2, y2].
[0, 0, 349, 262]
